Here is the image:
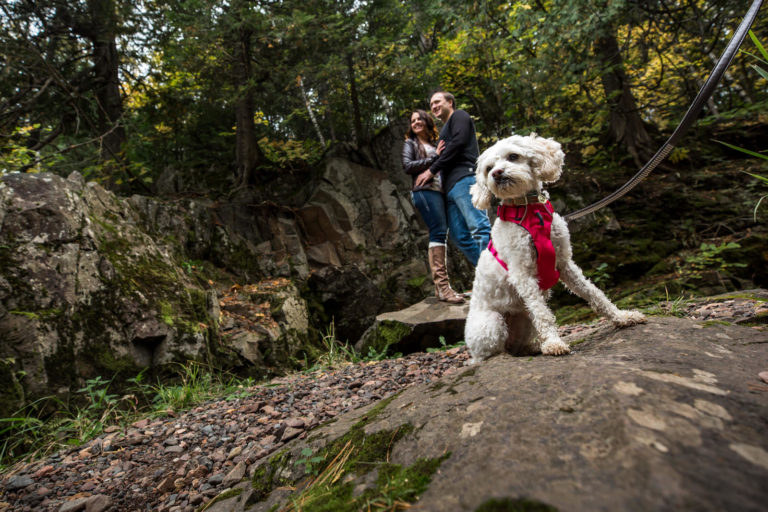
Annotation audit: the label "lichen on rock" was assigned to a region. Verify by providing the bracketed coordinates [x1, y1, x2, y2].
[0, 172, 218, 414]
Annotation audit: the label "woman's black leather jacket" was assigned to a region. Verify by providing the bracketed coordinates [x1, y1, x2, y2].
[402, 138, 438, 189]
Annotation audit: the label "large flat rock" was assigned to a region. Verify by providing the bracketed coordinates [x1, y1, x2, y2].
[355, 297, 469, 355]
[233, 315, 768, 511]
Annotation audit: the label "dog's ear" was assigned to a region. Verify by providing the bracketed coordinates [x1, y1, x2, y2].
[531, 136, 564, 183]
[470, 176, 492, 210]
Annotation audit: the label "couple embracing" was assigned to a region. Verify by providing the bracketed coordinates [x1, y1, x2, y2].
[402, 90, 492, 304]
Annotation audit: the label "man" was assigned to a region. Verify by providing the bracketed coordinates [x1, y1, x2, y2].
[414, 90, 491, 267]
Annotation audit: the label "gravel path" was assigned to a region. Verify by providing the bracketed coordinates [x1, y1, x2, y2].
[1, 293, 766, 512]
[1, 350, 470, 512]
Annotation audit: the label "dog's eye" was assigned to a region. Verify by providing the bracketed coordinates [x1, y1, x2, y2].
[506, 153, 519, 162]
[484, 165, 492, 175]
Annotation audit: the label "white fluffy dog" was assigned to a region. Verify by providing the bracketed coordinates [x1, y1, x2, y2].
[464, 133, 646, 363]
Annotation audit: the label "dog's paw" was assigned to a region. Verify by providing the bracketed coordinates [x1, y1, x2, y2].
[541, 339, 570, 356]
[612, 310, 647, 327]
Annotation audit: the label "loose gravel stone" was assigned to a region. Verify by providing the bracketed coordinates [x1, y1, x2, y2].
[7, 475, 34, 490]
[221, 461, 246, 488]
[84, 494, 112, 512]
[207, 474, 224, 486]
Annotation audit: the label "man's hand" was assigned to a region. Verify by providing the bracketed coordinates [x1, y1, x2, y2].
[414, 169, 434, 188]
[436, 140, 445, 154]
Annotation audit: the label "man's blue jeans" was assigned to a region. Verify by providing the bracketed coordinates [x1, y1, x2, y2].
[446, 175, 491, 267]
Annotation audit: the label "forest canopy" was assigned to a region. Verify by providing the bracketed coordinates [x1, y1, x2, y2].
[1, 0, 766, 193]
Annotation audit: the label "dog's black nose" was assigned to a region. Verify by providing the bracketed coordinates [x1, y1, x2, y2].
[491, 169, 507, 182]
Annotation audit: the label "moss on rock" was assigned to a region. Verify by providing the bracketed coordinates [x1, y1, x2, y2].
[251, 449, 294, 502]
[358, 320, 412, 357]
[247, 393, 449, 511]
[196, 486, 243, 511]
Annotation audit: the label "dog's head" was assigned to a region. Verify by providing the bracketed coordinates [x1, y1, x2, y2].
[471, 133, 564, 210]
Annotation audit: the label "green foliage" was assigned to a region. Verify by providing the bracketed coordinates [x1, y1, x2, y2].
[149, 361, 254, 414]
[0, 376, 134, 468]
[406, 275, 428, 288]
[76, 377, 119, 420]
[362, 321, 410, 361]
[0, 404, 45, 466]
[258, 138, 324, 167]
[584, 263, 612, 285]
[181, 260, 204, 275]
[0, 125, 58, 175]
[365, 346, 403, 362]
[0, 362, 254, 468]
[312, 320, 406, 364]
[2, 0, 766, 188]
[714, 31, 768, 220]
[677, 242, 748, 276]
[306, 320, 361, 370]
[644, 295, 694, 318]
[426, 335, 465, 353]
[747, 29, 768, 77]
[294, 447, 326, 476]
[255, 394, 447, 512]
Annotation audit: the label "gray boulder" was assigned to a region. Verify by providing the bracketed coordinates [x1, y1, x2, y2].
[0, 172, 213, 413]
[217, 279, 312, 371]
[355, 297, 469, 355]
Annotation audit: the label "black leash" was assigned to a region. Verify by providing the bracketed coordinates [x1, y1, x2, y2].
[564, 0, 765, 222]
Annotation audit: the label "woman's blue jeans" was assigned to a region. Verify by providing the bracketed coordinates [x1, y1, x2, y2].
[446, 175, 491, 267]
[411, 189, 448, 245]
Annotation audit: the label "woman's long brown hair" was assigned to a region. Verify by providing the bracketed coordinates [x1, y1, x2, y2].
[405, 109, 439, 144]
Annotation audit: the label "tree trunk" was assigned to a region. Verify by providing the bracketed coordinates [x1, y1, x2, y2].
[232, 22, 264, 188]
[346, 53, 363, 146]
[86, 0, 125, 165]
[594, 32, 651, 166]
[298, 75, 326, 147]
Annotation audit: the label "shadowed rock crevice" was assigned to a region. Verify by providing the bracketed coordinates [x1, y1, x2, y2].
[130, 335, 166, 368]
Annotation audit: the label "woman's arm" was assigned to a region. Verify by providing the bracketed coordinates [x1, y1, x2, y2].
[402, 139, 437, 176]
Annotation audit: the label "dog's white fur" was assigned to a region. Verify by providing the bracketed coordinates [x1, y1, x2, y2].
[465, 133, 646, 363]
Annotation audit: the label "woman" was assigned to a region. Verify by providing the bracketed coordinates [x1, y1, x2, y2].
[402, 110, 464, 304]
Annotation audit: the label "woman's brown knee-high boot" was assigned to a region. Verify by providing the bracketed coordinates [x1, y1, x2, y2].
[428, 245, 465, 304]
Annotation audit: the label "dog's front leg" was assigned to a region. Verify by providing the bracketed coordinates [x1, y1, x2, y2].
[559, 260, 646, 326]
[504, 270, 570, 356]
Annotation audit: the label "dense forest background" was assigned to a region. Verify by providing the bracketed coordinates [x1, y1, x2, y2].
[2, 0, 766, 192]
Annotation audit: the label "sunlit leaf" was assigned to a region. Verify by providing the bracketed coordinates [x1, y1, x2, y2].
[749, 30, 768, 62]
[716, 140, 768, 161]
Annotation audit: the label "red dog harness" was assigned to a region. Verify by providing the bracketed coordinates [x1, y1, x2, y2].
[488, 200, 560, 290]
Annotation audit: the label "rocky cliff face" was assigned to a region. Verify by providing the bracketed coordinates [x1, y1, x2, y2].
[0, 143, 447, 415]
[0, 172, 215, 415]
